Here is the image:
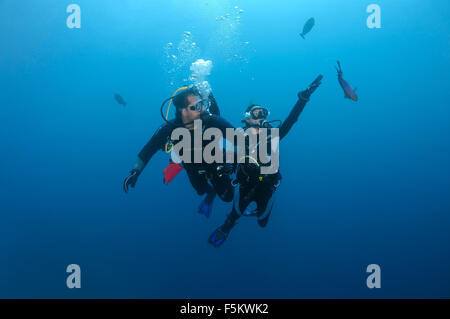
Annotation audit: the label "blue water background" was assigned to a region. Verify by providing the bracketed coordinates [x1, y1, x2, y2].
[1, 0, 449, 298]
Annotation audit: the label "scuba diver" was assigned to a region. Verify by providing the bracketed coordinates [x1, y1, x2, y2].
[208, 75, 323, 247]
[123, 85, 235, 218]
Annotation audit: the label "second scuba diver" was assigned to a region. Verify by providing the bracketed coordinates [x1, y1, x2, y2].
[209, 75, 323, 247]
[123, 86, 235, 217]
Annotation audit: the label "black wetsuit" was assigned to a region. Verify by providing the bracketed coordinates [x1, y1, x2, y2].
[137, 102, 235, 202]
[229, 96, 310, 227]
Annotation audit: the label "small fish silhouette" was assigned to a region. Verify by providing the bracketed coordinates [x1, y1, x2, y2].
[300, 18, 315, 39]
[114, 94, 127, 106]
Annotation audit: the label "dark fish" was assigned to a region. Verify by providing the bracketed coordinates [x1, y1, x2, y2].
[114, 94, 127, 106]
[335, 61, 358, 102]
[300, 17, 315, 39]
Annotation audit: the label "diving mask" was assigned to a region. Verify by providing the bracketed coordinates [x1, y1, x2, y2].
[246, 106, 270, 120]
[187, 98, 210, 112]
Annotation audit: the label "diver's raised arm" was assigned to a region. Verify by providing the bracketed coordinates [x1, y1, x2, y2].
[123, 123, 171, 193]
[279, 75, 323, 140]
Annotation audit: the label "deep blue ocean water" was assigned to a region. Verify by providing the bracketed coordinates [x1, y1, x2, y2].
[1, 0, 449, 298]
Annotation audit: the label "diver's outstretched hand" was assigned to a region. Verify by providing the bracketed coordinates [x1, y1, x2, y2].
[299, 74, 323, 101]
[123, 169, 140, 193]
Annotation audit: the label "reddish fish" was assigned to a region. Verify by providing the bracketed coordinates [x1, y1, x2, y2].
[336, 61, 358, 101]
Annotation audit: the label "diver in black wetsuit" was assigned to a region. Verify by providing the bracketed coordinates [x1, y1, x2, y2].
[209, 75, 323, 247]
[123, 87, 235, 217]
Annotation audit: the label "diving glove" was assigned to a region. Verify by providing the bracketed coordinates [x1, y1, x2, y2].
[299, 74, 323, 101]
[123, 169, 140, 193]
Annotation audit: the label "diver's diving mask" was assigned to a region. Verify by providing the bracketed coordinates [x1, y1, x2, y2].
[187, 98, 209, 112]
[246, 106, 270, 120]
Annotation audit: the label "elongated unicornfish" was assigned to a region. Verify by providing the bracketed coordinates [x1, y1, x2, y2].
[335, 61, 358, 101]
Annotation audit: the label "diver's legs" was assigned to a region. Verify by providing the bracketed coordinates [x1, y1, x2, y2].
[210, 173, 234, 202]
[227, 183, 255, 226]
[208, 206, 240, 248]
[184, 165, 217, 217]
[255, 184, 276, 228]
[223, 206, 241, 232]
[185, 165, 214, 196]
[198, 170, 234, 217]
[198, 187, 216, 218]
[208, 185, 254, 247]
